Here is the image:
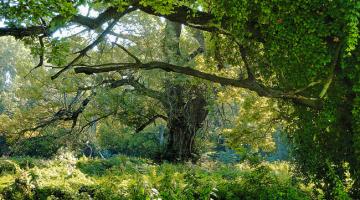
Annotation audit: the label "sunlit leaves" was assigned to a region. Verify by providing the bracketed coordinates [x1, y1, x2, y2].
[0, 0, 78, 26]
[139, 0, 195, 15]
[140, 0, 177, 15]
[343, 1, 360, 54]
[221, 91, 280, 153]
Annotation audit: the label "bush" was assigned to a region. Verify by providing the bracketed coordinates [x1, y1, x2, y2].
[76, 158, 115, 176]
[34, 187, 76, 200]
[10, 156, 45, 169]
[0, 135, 9, 156]
[0, 160, 19, 175]
[215, 163, 310, 200]
[98, 124, 164, 159]
[0, 172, 34, 200]
[10, 133, 65, 158]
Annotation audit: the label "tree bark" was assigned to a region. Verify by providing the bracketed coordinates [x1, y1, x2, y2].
[163, 84, 208, 161]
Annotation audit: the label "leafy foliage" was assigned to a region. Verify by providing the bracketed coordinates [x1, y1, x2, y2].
[0, 154, 311, 200]
[0, 0, 359, 198]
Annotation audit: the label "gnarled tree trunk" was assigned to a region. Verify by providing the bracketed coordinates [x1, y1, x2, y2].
[161, 20, 208, 162]
[163, 84, 208, 161]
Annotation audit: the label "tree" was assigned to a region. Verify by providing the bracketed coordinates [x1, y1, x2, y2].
[0, 0, 359, 197]
[160, 20, 208, 161]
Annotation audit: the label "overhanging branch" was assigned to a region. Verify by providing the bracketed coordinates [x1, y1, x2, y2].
[0, 26, 47, 38]
[74, 61, 321, 108]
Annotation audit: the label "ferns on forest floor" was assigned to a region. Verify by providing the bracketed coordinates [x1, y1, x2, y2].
[0, 154, 313, 200]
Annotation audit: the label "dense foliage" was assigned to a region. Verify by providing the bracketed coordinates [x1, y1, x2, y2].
[0, 0, 359, 199]
[0, 153, 311, 200]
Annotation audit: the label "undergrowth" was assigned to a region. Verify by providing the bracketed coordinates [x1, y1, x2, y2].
[0, 152, 312, 200]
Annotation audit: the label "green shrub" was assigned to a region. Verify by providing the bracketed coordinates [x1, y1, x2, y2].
[0, 160, 19, 175]
[0, 135, 9, 156]
[215, 164, 310, 200]
[10, 156, 45, 169]
[76, 159, 113, 176]
[10, 133, 64, 158]
[98, 124, 164, 159]
[34, 187, 75, 200]
[0, 172, 34, 200]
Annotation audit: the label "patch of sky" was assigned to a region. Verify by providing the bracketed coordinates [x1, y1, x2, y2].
[53, 5, 139, 48]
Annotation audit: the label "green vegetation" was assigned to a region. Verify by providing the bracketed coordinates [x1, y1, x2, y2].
[1, 153, 312, 200]
[0, 0, 359, 199]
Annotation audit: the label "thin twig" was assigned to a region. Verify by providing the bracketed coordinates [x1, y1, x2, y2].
[50, 6, 137, 80]
[113, 42, 141, 63]
[78, 112, 116, 133]
[24, 35, 45, 78]
[51, 17, 120, 79]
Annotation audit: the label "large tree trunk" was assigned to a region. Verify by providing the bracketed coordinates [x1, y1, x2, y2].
[163, 84, 208, 161]
[160, 20, 208, 162]
[165, 117, 195, 161]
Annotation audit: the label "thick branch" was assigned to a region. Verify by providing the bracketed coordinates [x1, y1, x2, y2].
[71, 7, 124, 29]
[134, 3, 216, 32]
[74, 61, 320, 108]
[17, 118, 58, 135]
[239, 46, 255, 80]
[0, 2, 240, 41]
[0, 26, 47, 38]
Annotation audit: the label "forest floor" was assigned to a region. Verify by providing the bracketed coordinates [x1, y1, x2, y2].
[0, 153, 315, 199]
